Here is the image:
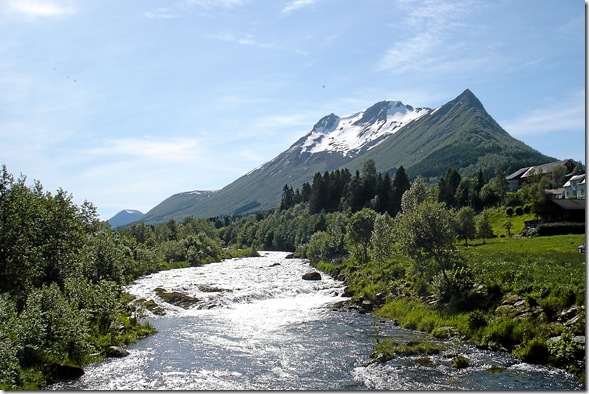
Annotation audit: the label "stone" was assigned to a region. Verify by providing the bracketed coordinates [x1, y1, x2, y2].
[45, 364, 85, 383]
[330, 300, 362, 312]
[565, 315, 580, 327]
[342, 286, 354, 297]
[374, 292, 386, 305]
[106, 346, 130, 358]
[560, 305, 578, 320]
[302, 271, 322, 280]
[452, 355, 470, 369]
[361, 299, 373, 312]
[155, 287, 202, 309]
[502, 294, 521, 305]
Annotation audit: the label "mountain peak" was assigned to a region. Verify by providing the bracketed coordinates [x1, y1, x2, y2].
[108, 209, 144, 228]
[299, 99, 430, 157]
[139, 89, 555, 223]
[311, 113, 340, 134]
[454, 88, 484, 109]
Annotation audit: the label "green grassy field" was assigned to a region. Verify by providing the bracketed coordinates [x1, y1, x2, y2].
[462, 234, 586, 308]
[485, 207, 535, 237]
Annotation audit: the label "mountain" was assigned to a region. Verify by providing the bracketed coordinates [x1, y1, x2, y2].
[107, 209, 144, 228]
[140, 89, 555, 223]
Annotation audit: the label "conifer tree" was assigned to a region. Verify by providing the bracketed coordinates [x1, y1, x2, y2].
[391, 166, 410, 217]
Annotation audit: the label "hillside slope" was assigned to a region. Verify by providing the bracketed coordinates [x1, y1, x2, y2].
[140, 89, 555, 223]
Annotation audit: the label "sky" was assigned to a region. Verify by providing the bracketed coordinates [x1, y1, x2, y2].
[0, 0, 585, 220]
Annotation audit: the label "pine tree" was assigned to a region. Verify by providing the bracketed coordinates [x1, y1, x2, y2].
[391, 166, 410, 216]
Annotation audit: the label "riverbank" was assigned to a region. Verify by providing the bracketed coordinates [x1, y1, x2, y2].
[313, 234, 586, 384]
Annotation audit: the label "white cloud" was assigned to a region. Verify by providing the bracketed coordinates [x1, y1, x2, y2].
[208, 33, 307, 54]
[501, 91, 585, 136]
[143, 8, 180, 19]
[376, 0, 486, 74]
[282, 0, 316, 14]
[5, 0, 75, 17]
[254, 114, 314, 129]
[183, 0, 245, 9]
[87, 137, 200, 162]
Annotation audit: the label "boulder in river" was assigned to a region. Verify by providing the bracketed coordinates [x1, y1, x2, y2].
[45, 364, 85, 383]
[106, 346, 130, 358]
[155, 287, 202, 309]
[302, 271, 322, 280]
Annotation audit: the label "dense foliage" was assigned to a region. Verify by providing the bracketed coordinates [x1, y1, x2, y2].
[0, 166, 230, 390]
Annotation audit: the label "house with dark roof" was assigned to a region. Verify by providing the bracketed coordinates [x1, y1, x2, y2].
[537, 198, 586, 223]
[506, 159, 576, 191]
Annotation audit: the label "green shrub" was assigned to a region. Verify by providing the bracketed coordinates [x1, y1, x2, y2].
[514, 337, 549, 364]
[371, 339, 444, 363]
[467, 310, 487, 331]
[452, 355, 469, 368]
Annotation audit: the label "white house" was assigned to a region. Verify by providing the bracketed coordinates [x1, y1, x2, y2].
[563, 174, 585, 199]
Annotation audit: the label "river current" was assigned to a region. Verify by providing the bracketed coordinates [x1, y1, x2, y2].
[48, 251, 582, 390]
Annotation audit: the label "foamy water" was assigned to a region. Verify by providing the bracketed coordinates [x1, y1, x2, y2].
[48, 252, 583, 390]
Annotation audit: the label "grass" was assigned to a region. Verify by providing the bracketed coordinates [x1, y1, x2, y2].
[485, 207, 535, 237]
[371, 339, 444, 363]
[462, 234, 586, 308]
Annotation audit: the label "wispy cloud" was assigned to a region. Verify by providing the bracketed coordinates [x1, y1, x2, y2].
[208, 33, 307, 54]
[282, 0, 316, 14]
[182, 0, 245, 9]
[376, 0, 485, 74]
[4, 0, 75, 17]
[144, 0, 244, 19]
[501, 91, 585, 136]
[143, 8, 180, 19]
[87, 137, 200, 162]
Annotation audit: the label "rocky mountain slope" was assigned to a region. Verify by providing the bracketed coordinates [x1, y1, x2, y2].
[140, 89, 555, 223]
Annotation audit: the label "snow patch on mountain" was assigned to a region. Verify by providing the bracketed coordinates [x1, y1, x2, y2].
[299, 101, 430, 157]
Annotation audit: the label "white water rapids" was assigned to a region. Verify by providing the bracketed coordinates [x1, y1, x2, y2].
[48, 251, 583, 390]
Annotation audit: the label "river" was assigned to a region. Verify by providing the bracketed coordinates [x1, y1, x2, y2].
[48, 251, 582, 390]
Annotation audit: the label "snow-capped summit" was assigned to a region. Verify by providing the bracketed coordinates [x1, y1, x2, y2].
[300, 100, 430, 157]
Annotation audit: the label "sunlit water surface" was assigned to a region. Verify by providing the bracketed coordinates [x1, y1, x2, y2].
[48, 252, 583, 390]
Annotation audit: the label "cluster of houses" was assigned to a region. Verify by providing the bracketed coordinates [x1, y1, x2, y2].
[506, 159, 585, 223]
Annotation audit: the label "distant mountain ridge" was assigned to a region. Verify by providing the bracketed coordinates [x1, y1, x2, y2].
[108, 209, 144, 228]
[139, 89, 555, 224]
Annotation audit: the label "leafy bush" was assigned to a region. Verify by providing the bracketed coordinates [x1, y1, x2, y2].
[431, 266, 474, 309]
[514, 337, 549, 364]
[548, 331, 585, 365]
[305, 231, 341, 263]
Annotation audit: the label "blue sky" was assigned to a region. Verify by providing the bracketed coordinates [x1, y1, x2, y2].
[0, 0, 585, 220]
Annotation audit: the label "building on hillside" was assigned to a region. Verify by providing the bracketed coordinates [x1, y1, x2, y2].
[537, 198, 586, 223]
[506, 159, 576, 191]
[544, 188, 565, 200]
[563, 174, 585, 199]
